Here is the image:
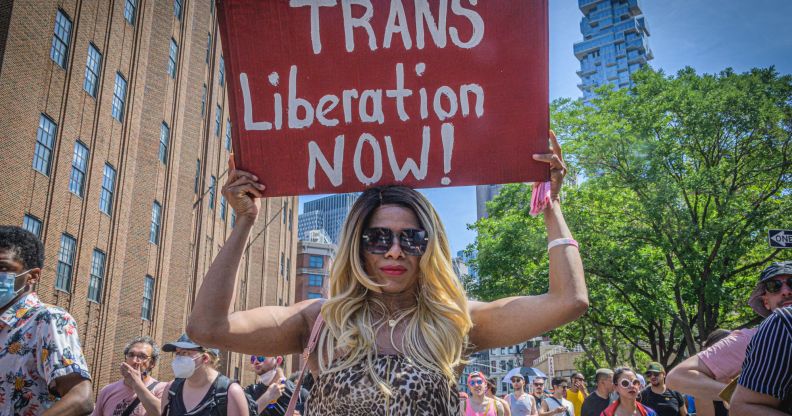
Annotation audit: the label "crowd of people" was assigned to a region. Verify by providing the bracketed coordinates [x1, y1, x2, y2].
[1, 131, 790, 415]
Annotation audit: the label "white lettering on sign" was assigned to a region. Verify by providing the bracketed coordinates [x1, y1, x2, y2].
[290, 0, 483, 53]
[240, 64, 484, 130]
[250, 0, 489, 189]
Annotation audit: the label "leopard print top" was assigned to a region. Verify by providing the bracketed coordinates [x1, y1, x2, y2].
[305, 354, 462, 415]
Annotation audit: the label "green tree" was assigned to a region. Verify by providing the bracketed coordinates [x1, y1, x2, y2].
[468, 67, 792, 368]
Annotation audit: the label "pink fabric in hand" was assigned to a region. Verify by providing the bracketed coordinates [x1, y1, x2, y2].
[530, 182, 552, 216]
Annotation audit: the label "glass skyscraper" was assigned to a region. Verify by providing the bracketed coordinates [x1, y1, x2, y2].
[574, 0, 653, 101]
[298, 193, 360, 244]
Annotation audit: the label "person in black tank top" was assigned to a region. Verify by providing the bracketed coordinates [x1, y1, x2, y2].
[159, 333, 251, 416]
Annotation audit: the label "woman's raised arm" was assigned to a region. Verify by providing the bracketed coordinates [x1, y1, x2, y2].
[186, 156, 321, 356]
[469, 131, 587, 350]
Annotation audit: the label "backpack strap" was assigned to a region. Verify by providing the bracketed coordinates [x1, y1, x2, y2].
[120, 381, 160, 416]
[285, 313, 325, 416]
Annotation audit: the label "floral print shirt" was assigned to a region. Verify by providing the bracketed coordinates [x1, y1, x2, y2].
[0, 292, 91, 415]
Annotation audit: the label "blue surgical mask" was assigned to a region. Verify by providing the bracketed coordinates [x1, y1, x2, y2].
[0, 269, 31, 309]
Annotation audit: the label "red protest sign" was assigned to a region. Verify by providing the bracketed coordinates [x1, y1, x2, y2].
[218, 0, 548, 196]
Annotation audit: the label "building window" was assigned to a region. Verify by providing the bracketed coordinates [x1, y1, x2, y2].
[220, 195, 227, 220]
[150, 201, 161, 244]
[282, 201, 287, 223]
[159, 122, 169, 164]
[194, 159, 201, 193]
[200, 84, 207, 116]
[99, 163, 116, 215]
[225, 120, 232, 151]
[142, 275, 154, 320]
[167, 38, 178, 78]
[56, 234, 76, 292]
[286, 258, 290, 279]
[308, 274, 323, 287]
[288, 208, 293, 231]
[83, 44, 102, 97]
[215, 105, 221, 136]
[33, 114, 57, 175]
[280, 253, 285, 276]
[50, 10, 72, 68]
[88, 249, 106, 302]
[309, 255, 323, 268]
[307, 292, 322, 299]
[112, 73, 127, 121]
[206, 33, 212, 64]
[124, 0, 136, 24]
[218, 55, 225, 86]
[230, 209, 236, 228]
[208, 176, 216, 209]
[69, 141, 89, 197]
[174, 0, 182, 20]
[23, 215, 42, 238]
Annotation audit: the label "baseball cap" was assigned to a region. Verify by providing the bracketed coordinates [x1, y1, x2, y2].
[467, 371, 485, 384]
[645, 362, 664, 373]
[595, 368, 614, 378]
[748, 261, 792, 317]
[510, 373, 525, 381]
[162, 333, 220, 356]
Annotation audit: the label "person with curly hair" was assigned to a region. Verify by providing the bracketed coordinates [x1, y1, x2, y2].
[0, 225, 93, 415]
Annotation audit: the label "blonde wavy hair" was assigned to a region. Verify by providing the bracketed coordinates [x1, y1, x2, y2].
[318, 186, 473, 394]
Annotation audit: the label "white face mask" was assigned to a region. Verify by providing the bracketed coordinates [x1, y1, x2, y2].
[172, 355, 200, 378]
[258, 368, 277, 384]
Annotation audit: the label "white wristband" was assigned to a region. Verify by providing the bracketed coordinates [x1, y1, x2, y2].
[548, 238, 579, 250]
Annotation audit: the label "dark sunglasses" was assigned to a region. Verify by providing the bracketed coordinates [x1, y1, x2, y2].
[469, 379, 484, 386]
[764, 277, 792, 293]
[361, 228, 428, 256]
[646, 371, 661, 377]
[250, 355, 267, 364]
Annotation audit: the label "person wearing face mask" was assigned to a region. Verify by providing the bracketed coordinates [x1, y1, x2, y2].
[93, 336, 167, 415]
[160, 333, 253, 416]
[244, 355, 308, 416]
[0, 225, 94, 415]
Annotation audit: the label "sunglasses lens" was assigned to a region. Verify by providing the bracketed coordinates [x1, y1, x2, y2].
[400, 229, 428, 256]
[250, 355, 266, 364]
[766, 279, 783, 293]
[362, 228, 428, 256]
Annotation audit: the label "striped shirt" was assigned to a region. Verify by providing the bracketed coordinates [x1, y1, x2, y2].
[738, 306, 792, 411]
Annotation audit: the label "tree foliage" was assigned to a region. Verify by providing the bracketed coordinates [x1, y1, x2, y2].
[467, 67, 792, 368]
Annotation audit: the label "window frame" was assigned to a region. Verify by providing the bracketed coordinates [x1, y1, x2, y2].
[159, 122, 170, 164]
[167, 38, 178, 78]
[83, 43, 102, 97]
[124, 0, 137, 24]
[50, 10, 72, 68]
[150, 201, 162, 244]
[23, 215, 43, 239]
[68, 141, 89, 197]
[55, 233, 77, 292]
[142, 275, 155, 320]
[99, 163, 116, 215]
[88, 249, 106, 302]
[111, 72, 127, 121]
[33, 114, 57, 175]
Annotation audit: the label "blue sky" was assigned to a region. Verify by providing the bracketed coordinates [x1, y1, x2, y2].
[300, 0, 792, 254]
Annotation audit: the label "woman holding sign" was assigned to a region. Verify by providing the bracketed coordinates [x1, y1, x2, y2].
[187, 131, 586, 415]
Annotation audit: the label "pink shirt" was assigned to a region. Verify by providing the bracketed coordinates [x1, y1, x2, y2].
[697, 327, 758, 383]
[466, 398, 499, 416]
[93, 378, 167, 416]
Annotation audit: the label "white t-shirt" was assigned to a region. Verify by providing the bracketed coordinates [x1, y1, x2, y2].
[543, 395, 575, 416]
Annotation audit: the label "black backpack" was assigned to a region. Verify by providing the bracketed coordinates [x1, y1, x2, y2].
[164, 375, 258, 416]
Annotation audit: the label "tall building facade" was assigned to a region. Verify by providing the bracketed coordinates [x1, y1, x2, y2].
[574, 0, 653, 101]
[0, 0, 298, 391]
[298, 193, 359, 244]
[475, 184, 504, 220]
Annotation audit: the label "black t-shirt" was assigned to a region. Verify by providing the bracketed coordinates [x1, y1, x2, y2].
[244, 380, 308, 416]
[581, 392, 611, 416]
[640, 387, 685, 416]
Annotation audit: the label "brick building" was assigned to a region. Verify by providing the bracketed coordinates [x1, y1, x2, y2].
[0, 0, 297, 391]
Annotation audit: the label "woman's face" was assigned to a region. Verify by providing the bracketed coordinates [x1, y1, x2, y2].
[361, 205, 422, 294]
[614, 371, 641, 399]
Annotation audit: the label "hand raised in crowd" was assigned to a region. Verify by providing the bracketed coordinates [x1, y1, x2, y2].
[532, 130, 568, 201]
[120, 362, 143, 389]
[261, 379, 286, 404]
[222, 154, 266, 221]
